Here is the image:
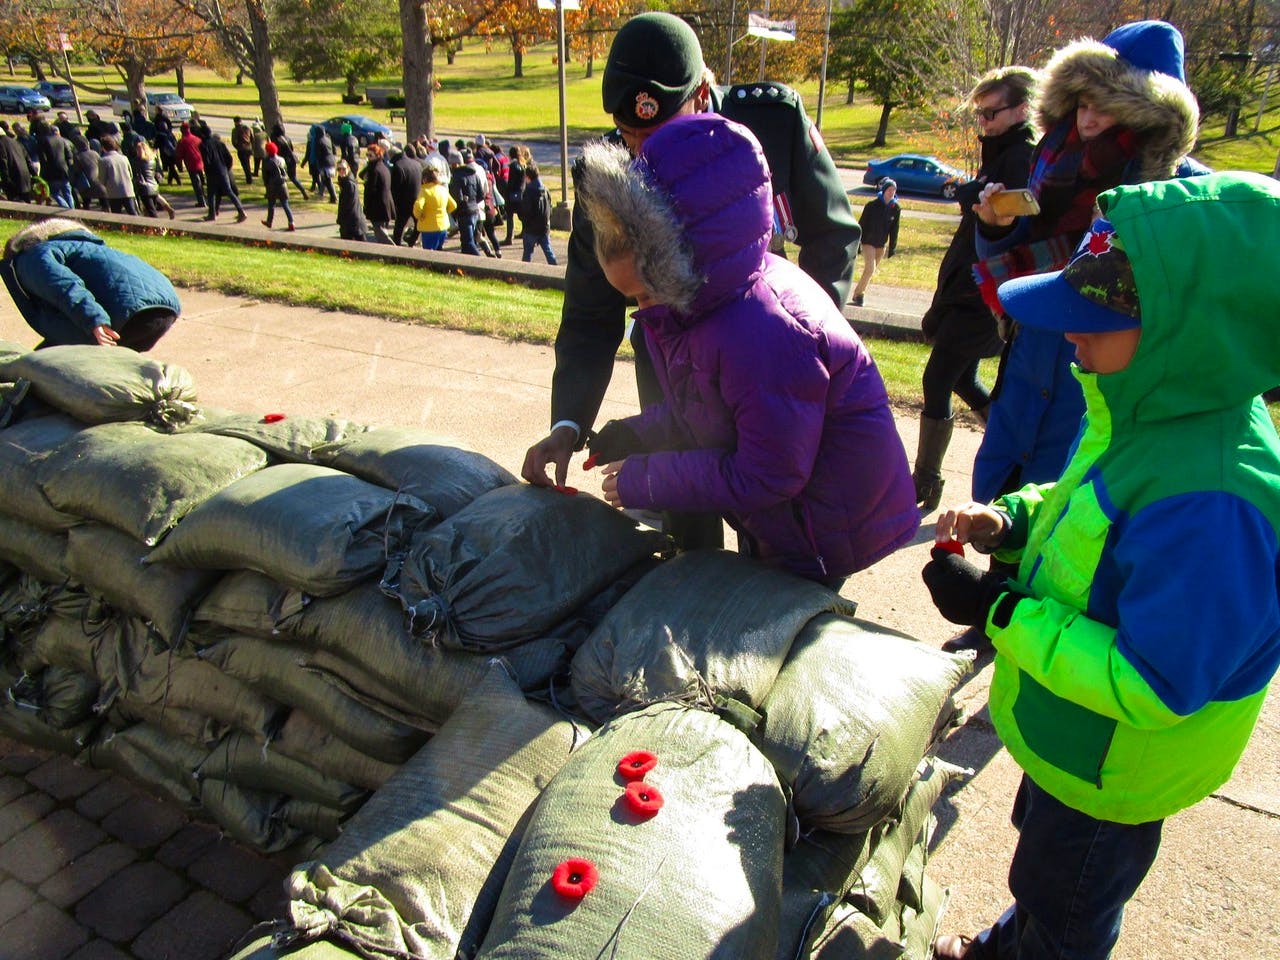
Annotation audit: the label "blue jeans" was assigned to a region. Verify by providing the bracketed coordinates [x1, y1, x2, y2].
[457, 216, 479, 255]
[420, 230, 447, 250]
[522, 232, 556, 264]
[265, 197, 293, 228]
[49, 179, 74, 209]
[968, 776, 1163, 960]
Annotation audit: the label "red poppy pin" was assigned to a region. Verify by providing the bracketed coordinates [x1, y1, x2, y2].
[551, 858, 598, 899]
[617, 750, 657, 780]
[624, 781, 664, 818]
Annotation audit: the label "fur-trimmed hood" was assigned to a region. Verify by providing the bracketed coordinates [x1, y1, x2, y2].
[1036, 22, 1199, 181]
[4, 218, 99, 259]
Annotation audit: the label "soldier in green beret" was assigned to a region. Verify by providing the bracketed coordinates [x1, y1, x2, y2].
[523, 12, 861, 549]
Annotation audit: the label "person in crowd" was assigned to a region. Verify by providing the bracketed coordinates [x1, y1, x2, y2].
[260, 141, 296, 232]
[118, 119, 144, 183]
[84, 109, 118, 143]
[850, 178, 900, 308]
[250, 120, 268, 179]
[335, 159, 367, 241]
[913, 67, 1038, 514]
[338, 122, 358, 168]
[153, 110, 182, 186]
[503, 144, 527, 245]
[411, 158, 455, 250]
[519, 161, 555, 265]
[473, 150, 503, 257]
[270, 123, 309, 199]
[580, 114, 915, 585]
[231, 116, 254, 183]
[448, 148, 486, 256]
[175, 122, 207, 208]
[361, 141, 395, 244]
[189, 110, 212, 142]
[201, 132, 248, 223]
[970, 21, 1205, 517]
[312, 124, 337, 203]
[390, 142, 423, 245]
[0, 121, 33, 202]
[924, 172, 1280, 960]
[1, 217, 181, 351]
[97, 136, 138, 215]
[54, 111, 77, 141]
[70, 135, 105, 210]
[521, 12, 861, 557]
[133, 140, 176, 219]
[33, 119, 75, 209]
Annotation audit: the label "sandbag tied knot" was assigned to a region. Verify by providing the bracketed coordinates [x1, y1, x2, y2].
[551, 858, 599, 900]
[617, 750, 658, 780]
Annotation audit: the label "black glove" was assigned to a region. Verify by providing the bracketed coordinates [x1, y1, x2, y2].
[587, 420, 642, 463]
[922, 547, 1018, 627]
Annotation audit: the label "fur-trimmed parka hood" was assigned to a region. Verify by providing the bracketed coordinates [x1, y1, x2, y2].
[1036, 21, 1199, 181]
[4, 218, 99, 259]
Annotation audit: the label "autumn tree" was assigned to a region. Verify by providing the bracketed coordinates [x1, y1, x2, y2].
[173, 0, 285, 131]
[275, 0, 400, 98]
[1, 0, 66, 80]
[489, 0, 551, 78]
[566, 0, 627, 78]
[76, 0, 211, 109]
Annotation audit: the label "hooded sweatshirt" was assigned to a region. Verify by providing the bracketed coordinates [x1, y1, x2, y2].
[986, 173, 1280, 824]
[581, 114, 917, 581]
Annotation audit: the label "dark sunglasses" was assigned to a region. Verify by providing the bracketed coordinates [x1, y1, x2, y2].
[974, 103, 1016, 122]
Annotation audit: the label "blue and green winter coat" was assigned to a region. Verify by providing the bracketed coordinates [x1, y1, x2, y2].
[986, 173, 1280, 824]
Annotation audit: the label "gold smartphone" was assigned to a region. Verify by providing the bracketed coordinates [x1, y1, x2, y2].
[988, 188, 1041, 217]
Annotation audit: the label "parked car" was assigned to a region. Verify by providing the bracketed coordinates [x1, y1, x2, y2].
[0, 86, 51, 114]
[33, 81, 75, 109]
[862, 154, 969, 199]
[321, 114, 393, 148]
[110, 90, 194, 122]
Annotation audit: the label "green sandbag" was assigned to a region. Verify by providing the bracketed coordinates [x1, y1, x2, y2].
[65, 524, 219, 645]
[0, 514, 70, 584]
[190, 570, 309, 640]
[897, 872, 949, 960]
[758, 614, 969, 833]
[0, 339, 26, 362]
[7, 665, 98, 729]
[1, 344, 199, 429]
[99, 695, 228, 749]
[774, 826, 883, 960]
[187, 409, 369, 463]
[279, 798, 349, 843]
[226, 933, 362, 960]
[0, 412, 83, 529]
[478, 702, 785, 960]
[570, 550, 856, 724]
[271, 709, 398, 793]
[198, 777, 304, 853]
[383, 485, 662, 652]
[311, 426, 515, 518]
[847, 758, 966, 927]
[293, 581, 570, 728]
[148, 463, 437, 597]
[199, 732, 367, 812]
[83, 722, 206, 809]
[197, 633, 429, 763]
[283, 663, 577, 960]
[39, 423, 269, 546]
[28, 612, 109, 677]
[808, 902, 905, 960]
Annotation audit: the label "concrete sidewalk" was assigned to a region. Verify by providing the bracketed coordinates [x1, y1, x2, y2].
[0, 288, 1275, 960]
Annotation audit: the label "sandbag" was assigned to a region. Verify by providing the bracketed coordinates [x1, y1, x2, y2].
[189, 409, 369, 463]
[897, 872, 949, 960]
[190, 570, 308, 640]
[226, 932, 362, 960]
[148, 464, 437, 597]
[27, 610, 111, 677]
[7, 665, 98, 729]
[0, 339, 26, 363]
[478, 702, 785, 960]
[758, 614, 969, 833]
[0, 412, 83, 529]
[293, 582, 570, 728]
[39, 423, 268, 546]
[283, 663, 577, 960]
[774, 826, 883, 960]
[279, 799, 349, 843]
[65, 524, 219, 645]
[0, 514, 70, 584]
[197, 633, 429, 763]
[807, 902, 904, 960]
[198, 777, 304, 853]
[0, 694, 97, 754]
[3, 580, 97, 652]
[382, 485, 662, 652]
[270, 710, 398, 793]
[83, 721, 205, 809]
[570, 551, 855, 724]
[0, 344, 199, 429]
[198, 732, 367, 813]
[310, 426, 514, 517]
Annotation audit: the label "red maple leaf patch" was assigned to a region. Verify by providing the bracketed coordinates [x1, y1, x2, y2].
[1087, 228, 1113, 256]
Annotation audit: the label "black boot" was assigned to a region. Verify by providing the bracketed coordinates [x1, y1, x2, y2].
[913, 414, 954, 513]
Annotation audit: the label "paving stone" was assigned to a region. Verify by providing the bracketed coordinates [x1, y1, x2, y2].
[0, 876, 38, 928]
[131, 890, 254, 960]
[99, 791, 189, 849]
[66, 940, 132, 960]
[39, 842, 138, 910]
[0, 788, 56, 844]
[0, 740, 49, 775]
[188, 839, 288, 904]
[0, 896, 90, 960]
[0, 772, 31, 806]
[0, 808, 108, 886]
[155, 820, 221, 871]
[74, 778, 143, 822]
[73, 860, 189, 943]
[27, 754, 110, 801]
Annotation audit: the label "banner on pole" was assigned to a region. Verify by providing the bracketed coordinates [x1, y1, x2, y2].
[537, 0, 581, 8]
[747, 13, 797, 42]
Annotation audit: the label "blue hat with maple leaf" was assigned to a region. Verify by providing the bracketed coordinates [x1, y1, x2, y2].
[998, 217, 1142, 333]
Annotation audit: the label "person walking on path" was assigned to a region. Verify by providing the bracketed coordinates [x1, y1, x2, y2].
[913, 67, 1038, 513]
[33, 119, 75, 209]
[70, 135, 105, 211]
[335, 159, 367, 241]
[231, 116, 254, 183]
[361, 142, 395, 245]
[201, 132, 248, 223]
[0, 121, 34, 202]
[153, 112, 182, 186]
[261, 141, 296, 232]
[133, 141, 176, 219]
[390, 144, 423, 245]
[270, 123, 309, 199]
[448, 149, 486, 256]
[924, 172, 1280, 960]
[97, 136, 138, 215]
[411, 159, 455, 250]
[250, 121, 267, 180]
[175, 123, 206, 208]
[850, 179, 900, 307]
[312, 125, 337, 204]
[519, 161, 556, 265]
[503, 144, 527, 245]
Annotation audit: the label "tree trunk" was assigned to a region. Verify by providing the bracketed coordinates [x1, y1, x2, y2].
[176, 64, 186, 99]
[874, 100, 892, 147]
[247, 0, 283, 132]
[399, 0, 436, 140]
[346, 75, 358, 99]
[845, 78, 854, 105]
[585, 50, 593, 79]
[514, 43, 524, 79]
[236, 68, 244, 85]
[126, 62, 148, 116]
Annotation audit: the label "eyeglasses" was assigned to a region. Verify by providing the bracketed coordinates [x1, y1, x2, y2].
[974, 103, 1015, 122]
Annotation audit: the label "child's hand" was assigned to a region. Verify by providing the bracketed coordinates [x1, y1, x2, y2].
[935, 502, 1008, 551]
[600, 460, 625, 508]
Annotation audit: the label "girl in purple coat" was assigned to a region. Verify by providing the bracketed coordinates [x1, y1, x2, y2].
[580, 113, 917, 585]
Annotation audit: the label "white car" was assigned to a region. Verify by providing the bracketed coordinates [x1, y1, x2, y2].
[111, 90, 194, 122]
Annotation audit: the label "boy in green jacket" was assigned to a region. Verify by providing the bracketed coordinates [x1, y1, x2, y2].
[923, 172, 1280, 959]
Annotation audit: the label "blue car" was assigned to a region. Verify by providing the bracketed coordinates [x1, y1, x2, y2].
[0, 85, 51, 114]
[862, 154, 969, 199]
[321, 114, 393, 149]
[33, 81, 75, 109]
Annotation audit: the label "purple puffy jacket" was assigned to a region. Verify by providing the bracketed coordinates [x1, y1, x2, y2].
[614, 114, 917, 581]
